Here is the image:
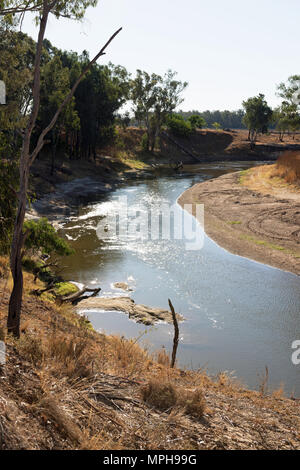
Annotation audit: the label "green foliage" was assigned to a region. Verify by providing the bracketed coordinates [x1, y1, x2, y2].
[166, 114, 192, 138]
[141, 132, 149, 151]
[117, 111, 131, 129]
[131, 69, 188, 151]
[178, 109, 246, 129]
[212, 121, 221, 130]
[188, 114, 206, 130]
[242, 94, 273, 142]
[23, 218, 74, 256]
[0, 28, 35, 158]
[0, 28, 130, 165]
[0, 0, 99, 22]
[0, 159, 18, 254]
[277, 75, 300, 105]
[54, 281, 78, 297]
[275, 76, 300, 139]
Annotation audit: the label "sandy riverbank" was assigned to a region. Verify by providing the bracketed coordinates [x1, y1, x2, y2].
[178, 171, 300, 275]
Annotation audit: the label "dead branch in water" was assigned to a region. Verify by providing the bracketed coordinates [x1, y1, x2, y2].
[168, 299, 179, 368]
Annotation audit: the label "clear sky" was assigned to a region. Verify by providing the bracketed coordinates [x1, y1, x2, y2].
[21, 0, 300, 112]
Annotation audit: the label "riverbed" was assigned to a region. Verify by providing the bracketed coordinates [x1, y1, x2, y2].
[55, 162, 300, 395]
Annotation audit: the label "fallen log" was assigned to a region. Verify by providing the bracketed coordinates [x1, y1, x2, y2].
[61, 287, 101, 304]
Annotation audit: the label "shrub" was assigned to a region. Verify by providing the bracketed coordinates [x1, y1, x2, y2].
[141, 380, 177, 411]
[212, 122, 222, 131]
[188, 115, 206, 130]
[15, 333, 44, 365]
[141, 132, 149, 151]
[178, 389, 205, 419]
[141, 379, 205, 418]
[166, 114, 192, 138]
[23, 218, 74, 257]
[273, 151, 300, 184]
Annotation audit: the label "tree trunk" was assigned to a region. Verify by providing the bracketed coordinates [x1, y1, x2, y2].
[7, 4, 50, 337]
[7, 151, 29, 337]
[50, 129, 58, 176]
[7, 21, 122, 337]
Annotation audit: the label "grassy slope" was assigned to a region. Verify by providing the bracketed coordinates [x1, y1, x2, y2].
[0, 257, 299, 450]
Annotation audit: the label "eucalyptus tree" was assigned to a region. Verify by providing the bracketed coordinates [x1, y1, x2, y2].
[0, 27, 35, 157]
[74, 60, 130, 159]
[273, 102, 300, 141]
[150, 70, 188, 151]
[0, 0, 122, 336]
[242, 94, 273, 144]
[276, 76, 300, 139]
[188, 115, 206, 130]
[130, 70, 160, 151]
[37, 54, 80, 173]
[131, 70, 187, 152]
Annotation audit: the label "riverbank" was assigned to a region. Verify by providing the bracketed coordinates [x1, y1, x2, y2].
[30, 127, 295, 202]
[178, 170, 300, 275]
[0, 257, 299, 450]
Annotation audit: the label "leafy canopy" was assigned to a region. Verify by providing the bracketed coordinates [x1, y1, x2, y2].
[242, 94, 273, 139]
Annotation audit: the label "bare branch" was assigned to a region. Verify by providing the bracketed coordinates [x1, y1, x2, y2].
[168, 298, 179, 368]
[0, 1, 44, 15]
[29, 27, 123, 165]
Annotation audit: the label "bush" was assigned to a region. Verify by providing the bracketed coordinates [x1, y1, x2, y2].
[15, 333, 44, 365]
[141, 380, 177, 411]
[273, 151, 300, 184]
[141, 379, 205, 418]
[188, 115, 206, 130]
[166, 115, 192, 138]
[23, 218, 74, 257]
[141, 133, 149, 151]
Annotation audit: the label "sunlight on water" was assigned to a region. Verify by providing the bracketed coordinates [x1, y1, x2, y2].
[57, 162, 300, 394]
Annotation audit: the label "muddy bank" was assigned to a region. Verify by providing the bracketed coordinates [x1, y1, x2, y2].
[78, 296, 183, 326]
[178, 172, 300, 275]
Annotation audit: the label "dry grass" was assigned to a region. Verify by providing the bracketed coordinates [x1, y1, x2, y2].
[141, 380, 178, 411]
[141, 379, 205, 419]
[273, 151, 300, 184]
[0, 256, 300, 449]
[14, 333, 44, 366]
[240, 155, 300, 199]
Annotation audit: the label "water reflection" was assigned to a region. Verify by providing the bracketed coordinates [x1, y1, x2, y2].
[57, 162, 300, 394]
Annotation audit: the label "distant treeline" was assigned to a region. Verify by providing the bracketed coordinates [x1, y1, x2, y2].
[177, 110, 247, 129]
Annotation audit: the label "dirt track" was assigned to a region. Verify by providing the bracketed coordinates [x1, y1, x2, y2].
[178, 172, 300, 275]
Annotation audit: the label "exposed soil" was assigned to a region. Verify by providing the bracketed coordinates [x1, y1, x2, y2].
[178, 171, 300, 275]
[30, 128, 300, 202]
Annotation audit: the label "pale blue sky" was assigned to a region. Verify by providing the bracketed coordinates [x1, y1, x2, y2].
[22, 0, 300, 111]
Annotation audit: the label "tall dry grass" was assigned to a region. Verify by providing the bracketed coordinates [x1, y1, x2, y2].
[273, 151, 300, 184]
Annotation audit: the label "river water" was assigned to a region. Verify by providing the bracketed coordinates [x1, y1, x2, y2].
[57, 162, 300, 395]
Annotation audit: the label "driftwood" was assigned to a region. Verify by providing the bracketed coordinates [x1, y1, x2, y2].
[168, 299, 179, 368]
[31, 281, 56, 296]
[61, 287, 101, 305]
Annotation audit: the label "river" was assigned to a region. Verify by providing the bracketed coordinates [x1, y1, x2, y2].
[56, 161, 300, 395]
